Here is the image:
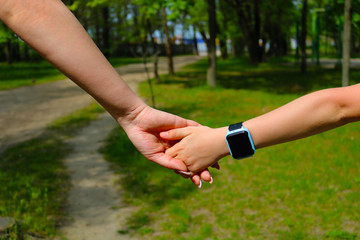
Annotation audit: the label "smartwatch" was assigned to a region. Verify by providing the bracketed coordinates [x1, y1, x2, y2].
[225, 122, 255, 159]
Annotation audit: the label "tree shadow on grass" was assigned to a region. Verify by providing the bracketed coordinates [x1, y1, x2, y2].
[217, 67, 341, 94]
[171, 58, 360, 94]
[0, 62, 62, 81]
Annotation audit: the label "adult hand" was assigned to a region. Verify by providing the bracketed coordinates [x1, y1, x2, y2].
[118, 105, 214, 185]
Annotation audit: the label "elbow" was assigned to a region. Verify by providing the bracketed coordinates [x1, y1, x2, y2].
[326, 87, 360, 125]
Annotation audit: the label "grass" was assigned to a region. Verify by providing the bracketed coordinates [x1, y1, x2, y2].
[0, 61, 66, 90]
[0, 103, 104, 239]
[0, 57, 142, 91]
[0, 137, 70, 238]
[102, 57, 360, 239]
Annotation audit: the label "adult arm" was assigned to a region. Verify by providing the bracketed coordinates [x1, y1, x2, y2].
[0, 0, 214, 183]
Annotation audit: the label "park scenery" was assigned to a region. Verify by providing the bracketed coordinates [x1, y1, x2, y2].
[1, 0, 360, 239]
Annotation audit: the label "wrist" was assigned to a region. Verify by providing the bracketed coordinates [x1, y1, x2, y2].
[215, 127, 230, 157]
[243, 120, 260, 149]
[116, 100, 148, 129]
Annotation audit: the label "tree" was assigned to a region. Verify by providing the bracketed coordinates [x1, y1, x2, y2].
[342, 0, 351, 87]
[0, 23, 17, 64]
[133, 0, 164, 82]
[262, 0, 295, 58]
[162, 7, 175, 76]
[300, 0, 308, 74]
[223, 0, 262, 65]
[186, 0, 208, 55]
[207, 0, 217, 88]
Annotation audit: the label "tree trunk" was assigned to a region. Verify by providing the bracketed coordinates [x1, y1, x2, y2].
[219, 38, 228, 60]
[4, 40, 12, 65]
[94, 9, 101, 49]
[224, 0, 261, 65]
[162, 7, 174, 76]
[342, 0, 351, 87]
[193, 25, 199, 55]
[254, 0, 262, 62]
[147, 19, 161, 83]
[300, 0, 308, 74]
[102, 6, 110, 58]
[207, 0, 217, 88]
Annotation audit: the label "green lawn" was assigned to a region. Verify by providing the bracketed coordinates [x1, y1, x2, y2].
[0, 57, 142, 91]
[102, 57, 360, 239]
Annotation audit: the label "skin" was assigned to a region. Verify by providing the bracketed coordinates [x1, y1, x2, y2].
[161, 84, 360, 173]
[0, 0, 212, 186]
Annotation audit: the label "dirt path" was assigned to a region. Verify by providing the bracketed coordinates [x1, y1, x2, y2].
[59, 112, 134, 240]
[0, 55, 201, 153]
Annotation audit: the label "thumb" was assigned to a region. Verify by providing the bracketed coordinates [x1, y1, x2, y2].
[160, 127, 193, 140]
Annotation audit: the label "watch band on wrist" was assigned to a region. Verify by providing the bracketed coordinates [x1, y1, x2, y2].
[229, 122, 244, 131]
[226, 121, 255, 159]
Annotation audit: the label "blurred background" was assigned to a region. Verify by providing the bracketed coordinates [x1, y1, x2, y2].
[1, 0, 360, 240]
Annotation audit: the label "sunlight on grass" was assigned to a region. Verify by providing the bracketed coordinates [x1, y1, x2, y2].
[103, 57, 360, 239]
[0, 61, 65, 90]
[0, 57, 142, 91]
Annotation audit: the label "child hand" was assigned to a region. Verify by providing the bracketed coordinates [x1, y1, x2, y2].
[160, 126, 229, 174]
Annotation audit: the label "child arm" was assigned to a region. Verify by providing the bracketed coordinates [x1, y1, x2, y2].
[161, 84, 360, 173]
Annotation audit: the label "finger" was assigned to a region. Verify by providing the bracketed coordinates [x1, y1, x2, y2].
[199, 169, 212, 183]
[177, 170, 193, 177]
[211, 162, 220, 170]
[164, 144, 178, 158]
[159, 127, 193, 140]
[191, 174, 202, 188]
[186, 119, 201, 127]
[151, 152, 187, 171]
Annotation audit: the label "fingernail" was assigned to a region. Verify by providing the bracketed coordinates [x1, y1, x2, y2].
[198, 180, 202, 189]
[178, 171, 192, 176]
[210, 177, 213, 184]
[160, 132, 168, 138]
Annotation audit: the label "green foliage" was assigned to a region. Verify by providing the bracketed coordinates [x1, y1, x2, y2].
[103, 57, 360, 239]
[67, 0, 110, 10]
[0, 23, 14, 44]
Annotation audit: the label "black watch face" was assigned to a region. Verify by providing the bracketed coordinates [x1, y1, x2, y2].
[226, 131, 255, 159]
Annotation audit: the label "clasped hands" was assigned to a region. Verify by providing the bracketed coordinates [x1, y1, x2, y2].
[120, 105, 229, 188]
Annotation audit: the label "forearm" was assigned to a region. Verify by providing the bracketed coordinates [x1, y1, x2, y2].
[244, 86, 360, 149]
[0, 0, 145, 123]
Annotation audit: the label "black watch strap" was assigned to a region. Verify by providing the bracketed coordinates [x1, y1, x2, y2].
[229, 122, 243, 131]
